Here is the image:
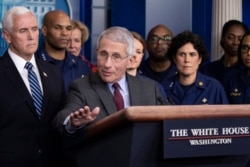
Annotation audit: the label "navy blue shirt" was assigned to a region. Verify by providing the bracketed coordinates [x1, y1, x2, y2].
[200, 56, 239, 84]
[135, 73, 170, 104]
[138, 58, 177, 86]
[36, 45, 91, 91]
[223, 67, 250, 104]
[162, 72, 229, 105]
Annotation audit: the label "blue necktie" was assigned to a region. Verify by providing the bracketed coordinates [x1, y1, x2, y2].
[112, 82, 124, 111]
[25, 62, 43, 118]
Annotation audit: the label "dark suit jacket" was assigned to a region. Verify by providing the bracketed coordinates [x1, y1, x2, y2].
[53, 72, 166, 167]
[0, 51, 66, 167]
[54, 72, 165, 132]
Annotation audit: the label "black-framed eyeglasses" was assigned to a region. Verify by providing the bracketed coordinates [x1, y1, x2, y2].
[241, 44, 250, 54]
[97, 53, 128, 63]
[149, 35, 172, 44]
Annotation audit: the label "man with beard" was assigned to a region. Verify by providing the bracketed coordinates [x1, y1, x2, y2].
[36, 10, 91, 91]
[138, 24, 177, 85]
[200, 20, 248, 84]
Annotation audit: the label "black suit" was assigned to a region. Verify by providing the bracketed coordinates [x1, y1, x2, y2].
[0, 51, 66, 167]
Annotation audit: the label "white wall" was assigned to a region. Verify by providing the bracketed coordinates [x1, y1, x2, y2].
[146, 0, 192, 36]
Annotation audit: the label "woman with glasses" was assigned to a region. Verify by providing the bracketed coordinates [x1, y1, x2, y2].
[162, 30, 228, 105]
[223, 31, 250, 104]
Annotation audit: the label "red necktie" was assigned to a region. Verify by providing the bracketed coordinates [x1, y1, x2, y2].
[112, 82, 124, 111]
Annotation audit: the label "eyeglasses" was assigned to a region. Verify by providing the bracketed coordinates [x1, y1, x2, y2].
[97, 53, 128, 63]
[241, 44, 250, 54]
[148, 35, 172, 44]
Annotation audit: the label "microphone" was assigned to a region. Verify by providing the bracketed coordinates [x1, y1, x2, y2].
[157, 96, 174, 105]
[157, 96, 164, 105]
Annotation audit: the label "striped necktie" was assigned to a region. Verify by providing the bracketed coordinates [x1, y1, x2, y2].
[24, 62, 43, 118]
[112, 82, 124, 111]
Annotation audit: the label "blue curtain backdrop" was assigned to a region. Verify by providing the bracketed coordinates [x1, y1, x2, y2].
[192, 0, 212, 60]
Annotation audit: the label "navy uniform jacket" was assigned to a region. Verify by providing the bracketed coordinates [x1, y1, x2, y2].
[223, 67, 250, 104]
[200, 55, 239, 84]
[138, 58, 177, 85]
[35, 45, 91, 91]
[162, 72, 229, 105]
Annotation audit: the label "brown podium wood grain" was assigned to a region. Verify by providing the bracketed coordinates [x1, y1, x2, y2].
[84, 105, 250, 139]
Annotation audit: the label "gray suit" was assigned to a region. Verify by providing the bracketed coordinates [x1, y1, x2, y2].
[54, 72, 166, 167]
[54, 72, 165, 132]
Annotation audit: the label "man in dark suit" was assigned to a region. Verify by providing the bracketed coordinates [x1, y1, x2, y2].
[54, 26, 166, 135]
[0, 6, 65, 167]
[53, 26, 166, 167]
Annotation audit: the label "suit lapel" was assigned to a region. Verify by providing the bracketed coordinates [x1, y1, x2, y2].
[126, 74, 141, 105]
[36, 58, 49, 119]
[91, 73, 117, 115]
[1, 52, 37, 116]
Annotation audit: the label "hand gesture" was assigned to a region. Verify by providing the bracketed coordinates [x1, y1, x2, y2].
[70, 106, 100, 127]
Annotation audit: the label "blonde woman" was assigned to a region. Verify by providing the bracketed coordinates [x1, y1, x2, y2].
[67, 20, 97, 72]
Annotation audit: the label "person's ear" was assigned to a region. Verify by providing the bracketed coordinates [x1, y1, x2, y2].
[41, 25, 47, 36]
[173, 56, 177, 64]
[127, 55, 136, 68]
[220, 39, 224, 48]
[199, 56, 202, 64]
[2, 30, 11, 44]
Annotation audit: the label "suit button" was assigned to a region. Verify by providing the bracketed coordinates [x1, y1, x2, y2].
[38, 149, 42, 154]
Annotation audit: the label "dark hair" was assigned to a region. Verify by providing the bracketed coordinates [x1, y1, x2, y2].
[237, 31, 250, 66]
[220, 20, 248, 48]
[167, 30, 208, 65]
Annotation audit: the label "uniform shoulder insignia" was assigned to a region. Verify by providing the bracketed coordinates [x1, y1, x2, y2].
[202, 98, 207, 103]
[230, 88, 241, 96]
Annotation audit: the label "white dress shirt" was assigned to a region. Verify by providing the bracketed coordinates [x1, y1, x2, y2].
[9, 48, 43, 95]
[107, 76, 130, 108]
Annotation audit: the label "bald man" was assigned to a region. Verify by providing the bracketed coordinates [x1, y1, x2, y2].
[138, 24, 177, 86]
[36, 10, 91, 91]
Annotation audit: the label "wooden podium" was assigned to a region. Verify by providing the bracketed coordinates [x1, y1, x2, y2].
[68, 105, 250, 167]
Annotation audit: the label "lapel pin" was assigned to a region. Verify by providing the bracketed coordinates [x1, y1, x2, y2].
[43, 72, 47, 77]
[202, 98, 207, 103]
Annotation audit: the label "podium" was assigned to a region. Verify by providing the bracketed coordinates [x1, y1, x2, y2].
[70, 105, 250, 167]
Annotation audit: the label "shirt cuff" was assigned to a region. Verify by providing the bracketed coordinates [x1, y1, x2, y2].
[63, 115, 85, 133]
